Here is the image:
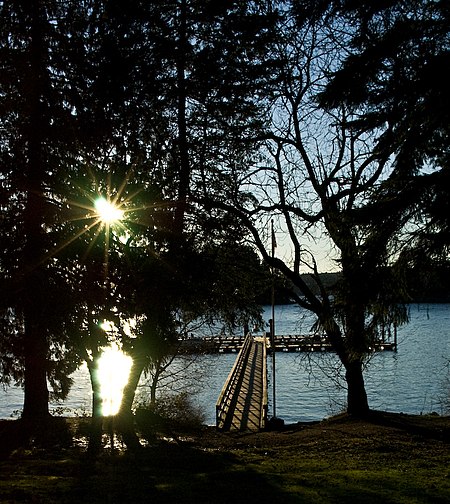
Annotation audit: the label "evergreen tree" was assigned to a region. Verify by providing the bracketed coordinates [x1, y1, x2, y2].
[0, 0, 89, 418]
[316, 0, 450, 260]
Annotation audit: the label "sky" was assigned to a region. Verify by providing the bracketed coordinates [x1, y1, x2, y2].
[275, 234, 339, 274]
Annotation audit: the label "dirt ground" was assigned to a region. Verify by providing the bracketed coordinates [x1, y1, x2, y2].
[185, 410, 450, 450]
[1, 409, 449, 456]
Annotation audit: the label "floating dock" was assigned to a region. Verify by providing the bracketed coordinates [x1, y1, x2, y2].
[214, 332, 396, 432]
[179, 334, 396, 354]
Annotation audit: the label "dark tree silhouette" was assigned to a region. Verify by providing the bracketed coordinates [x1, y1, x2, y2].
[0, 0, 88, 419]
[197, 4, 443, 416]
[1, 0, 279, 448]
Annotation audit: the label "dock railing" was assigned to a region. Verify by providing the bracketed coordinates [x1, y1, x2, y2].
[215, 332, 253, 430]
[260, 333, 268, 430]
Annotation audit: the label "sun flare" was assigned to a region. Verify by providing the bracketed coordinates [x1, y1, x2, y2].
[97, 344, 132, 416]
[95, 197, 124, 224]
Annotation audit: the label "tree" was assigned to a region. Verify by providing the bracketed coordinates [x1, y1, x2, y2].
[198, 5, 424, 416]
[1, 0, 179, 428]
[0, 0, 90, 419]
[0, 0, 172, 423]
[315, 0, 450, 260]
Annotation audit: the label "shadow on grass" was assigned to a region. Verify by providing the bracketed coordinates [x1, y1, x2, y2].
[79, 442, 301, 504]
[366, 410, 450, 442]
[3, 441, 449, 504]
[1, 414, 449, 503]
[1, 442, 295, 503]
[0, 417, 73, 459]
[0, 419, 292, 503]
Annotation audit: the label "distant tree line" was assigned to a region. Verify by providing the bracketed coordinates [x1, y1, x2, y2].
[263, 264, 450, 306]
[306, 267, 450, 304]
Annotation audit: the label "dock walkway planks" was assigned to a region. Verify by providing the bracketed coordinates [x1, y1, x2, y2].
[216, 335, 268, 432]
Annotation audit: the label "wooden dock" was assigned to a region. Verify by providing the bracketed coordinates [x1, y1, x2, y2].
[216, 334, 268, 432]
[214, 332, 395, 432]
[179, 334, 397, 354]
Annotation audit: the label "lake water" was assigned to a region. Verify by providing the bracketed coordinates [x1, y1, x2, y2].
[1, 303, 449, 424]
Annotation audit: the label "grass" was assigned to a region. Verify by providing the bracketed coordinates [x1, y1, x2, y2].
[0, 412, 449, 503]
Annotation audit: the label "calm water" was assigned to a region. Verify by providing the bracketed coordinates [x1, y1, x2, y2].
[1, 304, 449, 424]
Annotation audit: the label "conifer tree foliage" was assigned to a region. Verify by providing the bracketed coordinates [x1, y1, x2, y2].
[0, 0, 88, 418]
[1, 0, 279, 428]
[314, 0, 450, 260]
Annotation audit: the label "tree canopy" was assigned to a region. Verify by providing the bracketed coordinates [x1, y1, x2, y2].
[0, 0, 278, 428]
[197, 0, 449, 415]
[317, 0, 450, 261]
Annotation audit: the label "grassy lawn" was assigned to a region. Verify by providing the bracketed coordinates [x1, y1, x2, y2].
[0, 413, 449, 503]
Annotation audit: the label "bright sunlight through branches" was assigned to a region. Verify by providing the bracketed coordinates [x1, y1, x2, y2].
[95, 196, 124, 224]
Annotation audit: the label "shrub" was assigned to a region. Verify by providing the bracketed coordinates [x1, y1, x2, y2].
[135, 391, 206, 439]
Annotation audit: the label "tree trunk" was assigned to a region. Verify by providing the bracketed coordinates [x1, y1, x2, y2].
[87, 362, 103, 455]
[22, 315, 49, 419]
[173, 0, 189, 238]
[116, 356, 148, 451]
[321, 309, 370, 417]
[345, 359, 369, 417]
[21, 1, 49, 420]
[149, 366, 161, 406]
[338, 263, 371, 417]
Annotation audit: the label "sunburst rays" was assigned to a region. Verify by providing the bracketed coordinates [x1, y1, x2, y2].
[46, 170, 144, 269]
[35, 166, 181, 292]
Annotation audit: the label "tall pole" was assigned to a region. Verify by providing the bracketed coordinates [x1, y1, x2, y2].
[271, 219, 276, 419]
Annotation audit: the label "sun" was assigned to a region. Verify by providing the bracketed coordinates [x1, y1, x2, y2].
[43, 168, 173, 277]
[96, 343, 133, 416]
[95, 196, 124, 224]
